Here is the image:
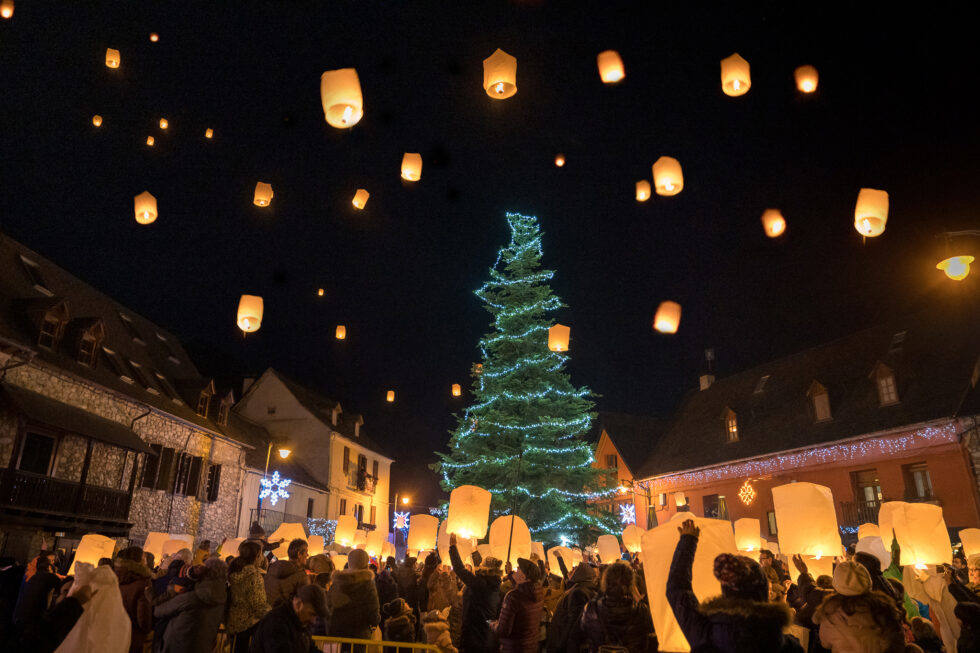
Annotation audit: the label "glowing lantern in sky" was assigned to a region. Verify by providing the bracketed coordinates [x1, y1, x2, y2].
[205, 128, 214, 139]
[146, 136, 155, 147]
[447, 485, 491, 540]
[335, 325, 346, 340]
[597, 534, 621, 563]
[307, 536, 325, 557]
[772, 482, 841, 558]
[720, 53, 750, 96]
[489, 515, 531, 567]
[547, 546, 573, 572]
[320, 68, 364, 128]
[253, 182, 274, 207]
[734, 518, 761, 552]
[597, 50, 625, 83]
[451, 383, 461, 397]
[858, 523, 880, 541]
[159, 118, 168, 130]
[548, 324, 570, 352]
[365, 530, 385, 558]
[237, 295, 263, 333]
[386, 390, 395, 403]
[401, 153, 422, 181]
[407, 514, 439, 553]
[1, 1, 13, 19]
[269, 523, 307, 560]
[483, 48, 517, 99]
[653, 301, 681, 334]
[636, 180, 651, 202]
[854, 188, 888, 237]
[105, 48, 121, 69]
[353, 529, 367, 549]
[134, 191, 158, 225]
[795, 65, 818, 93]
[652, 156, 683, 196]
[92, 115, 103, 127]
[554, 154, 566, 167]
[352, 189, 370, 209]
[960, 528, 980, 557]
[937, 255, 973, 281]
[317, 288, 324, 297]
[622, 524, 644, 554]
[761, 209, 786, 238]
[674, 492, 686, 507]
[149, 33, 159, 42]
[878, 501, 952, 567]
[335, 515, 357, 546]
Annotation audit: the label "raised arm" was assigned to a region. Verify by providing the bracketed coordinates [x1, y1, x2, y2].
[448, 535, 477, 587]
[665, 520, 712, 648]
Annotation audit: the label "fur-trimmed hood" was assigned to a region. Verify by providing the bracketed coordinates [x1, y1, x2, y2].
[328, 568, 375, 608]
[698, 596, 796, 651]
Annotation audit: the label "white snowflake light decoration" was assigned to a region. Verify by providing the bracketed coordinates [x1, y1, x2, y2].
[393, 511, 410, 531]
[259, 471, 291, 506]
[619, 503, 636, 525]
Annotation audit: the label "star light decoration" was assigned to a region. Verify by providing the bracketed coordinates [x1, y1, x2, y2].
[393, 511, 410, 531]
[619, 503, 637, 525]
[259, 471, 291, 506]
[738, 480, 756, 505]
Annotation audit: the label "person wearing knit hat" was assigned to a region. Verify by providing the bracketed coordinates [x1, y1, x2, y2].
[832, 560, 872, 596]
[814, 560, 905, 652]
[448, 532, 502, 653]
[713, 552, 770, 601]
[347, 548, 369, 570]
[326, 546, 380, 640]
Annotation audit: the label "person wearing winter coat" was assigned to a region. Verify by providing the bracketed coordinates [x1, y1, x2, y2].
[493, 558, 545, 653]
[580, 561, 654, 653]
[383, 597, 417, 651]
[326, 548, 381, 640]
[813, 560, 905, 653]
[789, 554, 833, 653]
[666, 519, 805, 653]
[227, 541, 271, 653]
[264, 539, 310, 608]
[375, 560, 399, 609]
[114, 547, 153, 653]
[448, 534, 502, 653]
[152, 559, 228, 653]
[249, 583, 327, 653]
[11, 556, 63, 628]
[954, 601, 980, 653]
[394, 556, 421, 614]
[547, 562, 598, 653]
[909, 616, 945, 653]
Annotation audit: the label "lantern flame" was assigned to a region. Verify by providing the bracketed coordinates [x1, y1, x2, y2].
[342, 105, 353, 124]
[937, 255, 973, 281]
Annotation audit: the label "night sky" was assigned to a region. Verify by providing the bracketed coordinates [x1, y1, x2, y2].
[1, 3, 977, 506]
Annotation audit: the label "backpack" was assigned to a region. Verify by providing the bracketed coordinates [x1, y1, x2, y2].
[546, 584, 597, 652]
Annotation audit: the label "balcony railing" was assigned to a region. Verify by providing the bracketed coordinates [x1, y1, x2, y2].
[250, 508, 376, 538]
[345, 469, 377, 494]
[0, 468, 132, 521]
[840, 496, 942, 528]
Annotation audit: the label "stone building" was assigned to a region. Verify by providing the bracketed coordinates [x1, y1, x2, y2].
[0, 232, 249, 561]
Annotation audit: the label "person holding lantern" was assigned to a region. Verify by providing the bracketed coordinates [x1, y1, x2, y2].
[813, 561, 906, 653]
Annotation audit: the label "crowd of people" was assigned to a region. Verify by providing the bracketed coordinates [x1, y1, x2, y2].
[0, 519, 979, 652]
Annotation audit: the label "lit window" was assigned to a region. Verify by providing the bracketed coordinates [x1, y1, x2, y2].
[808, 382, 832, 422]
[78, 334, 99, 365]
[156, 332, 182, 365]
[38, 312, 65, 350]
[606, 454, 618, 468]
[154, 371, 183, 404]
[130, 360, 159, 394]
[904, 462, 933, 499]
[118, 313, 145, 345]
[102, 347, 133, 383]
[20, 256, 52, 296]
[725, 409, 739, 442]
[217, 401, 230, 426]
[658, 492, 667, 506]
[877, 372, 898, 406]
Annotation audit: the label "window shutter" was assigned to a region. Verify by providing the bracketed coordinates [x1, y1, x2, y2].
[155, 447, 175, 491]
[141, 444, 162, 489]
[187, 456, 204, 498]
[205, 464, 222, 502]
[372, 460, 379, 478]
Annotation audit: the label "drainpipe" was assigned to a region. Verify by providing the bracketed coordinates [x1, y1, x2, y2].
[165, 428, 196, 533]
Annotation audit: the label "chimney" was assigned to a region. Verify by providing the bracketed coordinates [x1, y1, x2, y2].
[699, 348, 715, 390]
[699, 374, 715, 391]
[242, 377, 255, 394]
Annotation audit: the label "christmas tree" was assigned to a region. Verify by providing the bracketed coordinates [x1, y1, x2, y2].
[434, 212, 619, 544]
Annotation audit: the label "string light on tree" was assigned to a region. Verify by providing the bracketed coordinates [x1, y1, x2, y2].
[259, 471, 291, 507]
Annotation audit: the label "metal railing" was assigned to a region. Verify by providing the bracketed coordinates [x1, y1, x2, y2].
[345, 469, 377, 494]
[0, 468, 131, 520]
[840, 496, 942, 528]
[314, 636, 438, 652]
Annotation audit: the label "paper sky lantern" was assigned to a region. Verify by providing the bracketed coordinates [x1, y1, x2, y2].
[597, 50, 625, 83]
[320, 68, 364, 128]
[568, 548, 584, 567]
[386, 390, 395, 403]
[546, 546, 573, 573]
[162, 537, 194, 557]
[218, 537, 245, 558]
[353, 529, 367, 549]
[489, 515, 531, 567]
[554, 154, 566, 167]
[331, 554, 348, 570]
[622, 525, 644, 554]
[795, 65, 819, 93]
[451, 383, 461, 397]
[237, 295, 263, 333]
[937, 255, 974, 281]
[335, 325, 346, 340]
[858, 523, 880, 541]
[790, 555, 835, 584]
[69, 534, 116, 575]
[854, 188, 888, 237]
[1, 1, 13, 19]
[307, 536, 325, 557]
[382, 541, 396, 560]
[772, 482, 841, 558]
[483, 48, 517, 99]
[720, 53, 750, 96]
[878, 501, 951, 566]
[401, 153, 422, 181]
[855, 536, 891, 570]
[652, 156, 683, 196]
[335, 515, 357, 547]
[597, 534, 621, 563]
[548, 324, 570, 352]
[92, 115, 103, 127]
[447, 485, 491, 540]
[352, 189, 370, 209]
[734, 518, 762, 552]
[636, 180, 651, 202]
[366, 530, 386, 557]
[149, 33, 159, 42]
[270, 523, 308, 560]
[653, 301, 681, 334]
[640, 513, 737, 652]
[159, 118, 168, 130]
[146, 136, 155, 147]
[531, 541, 546, 562]
[134, 191, 158, 225]
[674, 492, 687, 507]
[142, 532, 192, 564]
[105, 48, 120, 69]
[407, 514, 439, 553]
[253, 182, 274, 207]
[205, 128, 214, 139]
[960, 528, 980, 557]
[436, 521, 451, 562]
[761, 209, 786, 238]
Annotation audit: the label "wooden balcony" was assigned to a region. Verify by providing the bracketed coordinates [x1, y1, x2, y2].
[0, 468, 132, 535]
[345, 469, 377, 495]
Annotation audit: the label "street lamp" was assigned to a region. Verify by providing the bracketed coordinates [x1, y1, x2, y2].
[402, 496, 410, 505]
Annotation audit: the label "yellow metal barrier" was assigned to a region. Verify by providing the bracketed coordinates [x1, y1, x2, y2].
[313, 635, 439, 652]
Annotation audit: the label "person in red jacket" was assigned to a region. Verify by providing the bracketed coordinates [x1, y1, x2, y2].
[493, 558, 544, 653]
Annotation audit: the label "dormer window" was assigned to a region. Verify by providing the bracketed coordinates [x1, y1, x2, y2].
[331, 406, 341, 426]
[119, 313, 145, 345]
[156, 332, 181, 365]
[197, 392, 211, 418]
[153, 371, 183, 404]
[20, 255, 52, 296]
[873, 363, 899, 406]
[38, 309, 67, 350]
[723, 408, 739, 442]
[129, 360, 159, 394]
[217, 400, 230, 426]
[808, 381, 832, 422]
[102, 346, 133, 383]
[76, 321, 105, 367]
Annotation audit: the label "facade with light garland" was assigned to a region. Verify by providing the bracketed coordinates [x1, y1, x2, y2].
[631, 305, 980, 542]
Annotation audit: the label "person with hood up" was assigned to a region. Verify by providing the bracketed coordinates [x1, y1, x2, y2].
[264, 539, 309, 608]
[493, 557, 544, 653]
[393, 555, 421, 615]
[448, 533, 502, 653]
[249, 583, 328, 653]
[114, 546, 152, 653]
[326, 548, 381, 640]
[227, 541, 271, 653]
[375, 557, 399, 609]
[382, 597, 417, 650]
[152, 558, 228, 653]
[666, 519, 804, 653]
[580, 561, 654, 652]
[813, 560, 905, 653]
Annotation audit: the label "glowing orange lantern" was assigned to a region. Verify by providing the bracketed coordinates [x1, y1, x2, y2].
[720, 53, 750, 96]
[352, 189, 370, 209]
[335, 515, 357, 546]
[92, 115, 103, 127]
[772, 482, 841, 558]
[159, 118, 168, 130]
[734, 518, 761, 552]
[401, 153, 422, 181]
[937, 255, 973, 281]
[1, 1, 13, 19]
[854, 188, 888, 237]
[366, 530, 385, 558]
[105, 48, 121, 69]
[761, 209, 786, 238]
[205, 128, 213, 139]
[386, 390, 395, 403]
[483, 49, 517, 99]
[407, 514, 439, 552]
[636, 180, 651, 202]
[653, 301, 681, 334]
[554, 154, 566, 167]
[490, 516, 531, 566]
[320, 68, 364, 128]
[597, 50, 625, 83]
[795, 65, 818, 93]
[451, 383, 461, 397]
[253, 182, 274, 207]
[134, 191, 158, 225]
[960, 528, 980, 558]
[335, 325, 346, 340]
[652, 156, 683, 196]
[548, 324, 570, 352]
[622, 524, 644, 554]
[447, 485, 491, 540]
[146, 136, 155, 147]
[237, 295, 263, 333]
[149, 33, 159, 42]
[878, 501, 952, 567]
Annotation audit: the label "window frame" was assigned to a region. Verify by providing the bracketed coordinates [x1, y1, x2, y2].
[339, 498, 347, 515]
[38, 311, 66, 350]
[606, 453, 618, 468]
[877, 372, 899, 406]
[17, 429, 58, 476]
[140, 444, 163, 489]
[903, 462, 933, 499]
[724, 409, 739, 442]
[205, 464, 222, 502]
